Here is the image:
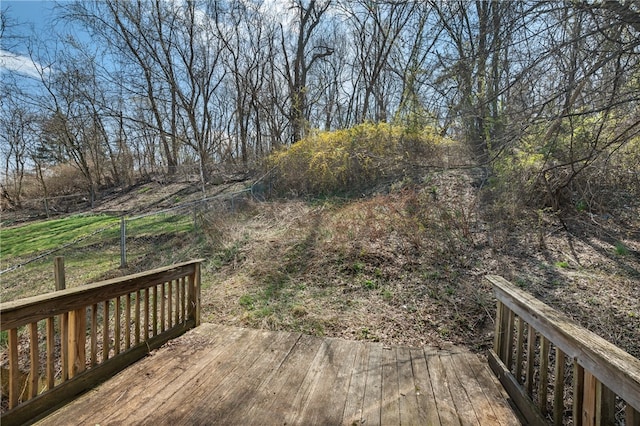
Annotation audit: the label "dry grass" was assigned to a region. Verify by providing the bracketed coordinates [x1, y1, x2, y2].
[197, 169, 639, 357]
[200, 171, 498, 351]
[2, 162, 638, 359]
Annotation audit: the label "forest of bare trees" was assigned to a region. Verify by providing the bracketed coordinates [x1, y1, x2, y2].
[1, 0, 639, 212]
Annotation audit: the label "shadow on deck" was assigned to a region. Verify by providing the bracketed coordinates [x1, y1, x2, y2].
[36, 323, 521, 425]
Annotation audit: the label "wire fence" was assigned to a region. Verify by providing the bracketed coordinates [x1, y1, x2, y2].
[0, 186, 260, 284]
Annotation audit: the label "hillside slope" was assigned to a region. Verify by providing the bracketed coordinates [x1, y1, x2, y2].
[195, 170, 639, 357]
[1, 168, 638, 358]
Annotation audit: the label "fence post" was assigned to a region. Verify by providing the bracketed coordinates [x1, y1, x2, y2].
[193, 204, 197, 231]
[120, 216, 127, 269]
[54, 256, 65, 290]
[68, 307, 86, 378]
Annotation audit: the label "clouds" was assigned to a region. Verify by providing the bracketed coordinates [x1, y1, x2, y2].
[0, 49, 46, 79]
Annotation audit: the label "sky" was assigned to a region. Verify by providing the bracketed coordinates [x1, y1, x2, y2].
[0, 0, 292, 80]
[1, 0, 61, 78]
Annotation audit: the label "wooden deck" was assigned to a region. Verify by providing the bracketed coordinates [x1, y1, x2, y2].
[36, 323, 521, 425]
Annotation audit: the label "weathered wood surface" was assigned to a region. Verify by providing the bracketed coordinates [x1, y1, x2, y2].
[0, 260, 203, 425]
[0, 260, 202, 330]
[36, 323, 521, 426]
[486, 275, 640, 417]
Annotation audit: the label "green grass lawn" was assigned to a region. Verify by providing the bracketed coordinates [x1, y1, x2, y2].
[1, 214, 120, 258]
[0, 212, 197, 302]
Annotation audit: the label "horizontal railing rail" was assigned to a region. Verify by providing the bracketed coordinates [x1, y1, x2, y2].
[0, 260, 202, 426]
[486, 275, 640, 426]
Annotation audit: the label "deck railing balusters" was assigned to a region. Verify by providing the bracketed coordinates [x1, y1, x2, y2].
[125, 293, 131, 350]
[144, 288, 150, 340]
[152, 286, 158, 337]
[46, 317, 55, 390]
[115, 296, 121, 355]
[487, 275, 640, 426]
[553, 347, 565, 426]
[0, 260, 202, 426]
[90, 304, 98, 366]
[160, 282, 166, 333]
[168, 280, 173, 328]
[134, 290, 141, 345]
[102, 301, 110, 361]
[28, 322, 39, 398]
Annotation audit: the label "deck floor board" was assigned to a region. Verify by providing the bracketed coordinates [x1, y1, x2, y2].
[36, 323, 521, 426]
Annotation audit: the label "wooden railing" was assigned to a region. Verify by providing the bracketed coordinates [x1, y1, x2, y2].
[0, 260, 202, 426]
[487, 275, 640, 426]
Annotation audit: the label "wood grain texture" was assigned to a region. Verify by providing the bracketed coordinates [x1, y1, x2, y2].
[1, 261, 203, 426]
[33, 324, 521, 426]
[0, 261, 202, 330]
[486, 275, 640, 412]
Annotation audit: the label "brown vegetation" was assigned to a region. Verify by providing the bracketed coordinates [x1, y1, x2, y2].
[197, 170, 639, 358]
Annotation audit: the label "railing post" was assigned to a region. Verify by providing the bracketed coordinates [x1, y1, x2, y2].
[188, 262, 201, 326]
[68, 308, 86, 378]
[493, 299, 513, 369]
[493, 300, 504, 357]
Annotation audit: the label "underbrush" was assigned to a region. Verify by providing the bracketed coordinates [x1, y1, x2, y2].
[200, 172, 496, 351]
[2, 141, 638, 358]
[196, 166, 639, 357]
[491, 128, 640, 215]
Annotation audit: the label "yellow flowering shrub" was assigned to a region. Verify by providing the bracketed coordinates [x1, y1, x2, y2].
[267, 122, 447, 196]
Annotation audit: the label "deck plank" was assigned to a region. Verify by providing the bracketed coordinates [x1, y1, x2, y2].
[39, 323, 244, 426]
[184, 329, 302, 425]
[341, 342, 371, 425]
[246, 333, 324, 424]
[450, 350, 500, 425]
[425, 347, 461, 425]
[360, 341, 383, 425]
[440, 350, 481, 425]
[410, 347, 441, 425]
[128, 324, 252, 425]
[298, 337, 359, 425]
[460, 351, 521, 426]
[381, 346, 400, 424]
[159, 327, 279, 424]
[397, 346, 421, 425]
[33, 324, 521, 426]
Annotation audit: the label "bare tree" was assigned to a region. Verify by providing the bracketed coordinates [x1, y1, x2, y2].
[526, 1, 640, 208]
[0, 95, 32, 208]
[341, 1, 416, 124]
[279, 0, 333, 144]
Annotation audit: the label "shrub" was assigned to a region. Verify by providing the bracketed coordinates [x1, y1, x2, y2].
[491, 117, 640, 214]
[267, 122, 448, 197]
